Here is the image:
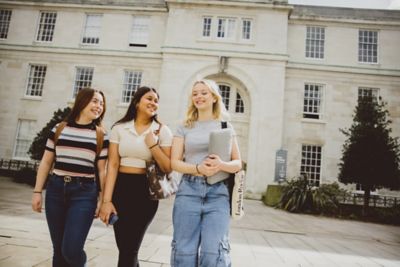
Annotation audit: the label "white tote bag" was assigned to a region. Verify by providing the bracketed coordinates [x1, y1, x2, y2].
[231, 170, 245, 220]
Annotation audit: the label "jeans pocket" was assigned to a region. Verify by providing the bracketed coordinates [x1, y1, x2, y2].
[79, 181, 97, 193]
[217, 238, 231, 267]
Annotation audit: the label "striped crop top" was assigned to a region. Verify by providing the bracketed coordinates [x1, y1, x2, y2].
[45, 121, 109, 177]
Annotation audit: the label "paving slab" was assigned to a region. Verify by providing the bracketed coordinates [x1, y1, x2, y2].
[0, 176, 399, 267]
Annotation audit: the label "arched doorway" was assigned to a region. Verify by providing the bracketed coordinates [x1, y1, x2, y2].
[207, 73, 250, 163]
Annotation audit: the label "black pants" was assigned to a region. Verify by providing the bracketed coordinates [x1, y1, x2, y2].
[112, 172, 159, 267]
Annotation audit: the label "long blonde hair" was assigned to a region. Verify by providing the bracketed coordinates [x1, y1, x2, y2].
[184, 79, 229, 128]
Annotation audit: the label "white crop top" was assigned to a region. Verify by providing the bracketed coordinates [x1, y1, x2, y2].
[109, 120, 173, 168]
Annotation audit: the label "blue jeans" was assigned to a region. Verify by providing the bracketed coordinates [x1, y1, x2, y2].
[45, 174, 97, 267]
[171, 175, 231, 267]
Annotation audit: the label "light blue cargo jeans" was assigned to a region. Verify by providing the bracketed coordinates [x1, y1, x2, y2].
[171, 174, 231, 267]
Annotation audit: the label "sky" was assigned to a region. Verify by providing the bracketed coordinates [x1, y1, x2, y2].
[288, 0, 400, 9]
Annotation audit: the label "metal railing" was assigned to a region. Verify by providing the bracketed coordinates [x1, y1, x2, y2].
[0, 159, 39, 171]
[340, 193, 399, 208]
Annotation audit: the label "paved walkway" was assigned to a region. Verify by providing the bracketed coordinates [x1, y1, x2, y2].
[0, 176, 399, 267]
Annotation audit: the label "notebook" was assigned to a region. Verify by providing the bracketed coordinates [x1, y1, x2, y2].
[207, 128, 232, 184]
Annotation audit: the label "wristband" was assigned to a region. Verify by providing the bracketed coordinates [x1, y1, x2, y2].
[33, 191, 42, 194]
[149, 143, 158, 149]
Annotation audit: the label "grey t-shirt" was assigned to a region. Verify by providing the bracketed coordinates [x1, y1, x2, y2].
[175, 120, 235, 166]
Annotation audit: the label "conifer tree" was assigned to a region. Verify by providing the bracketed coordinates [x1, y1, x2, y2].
[28, 107, 71, 160]
[339, 96, 400, 215]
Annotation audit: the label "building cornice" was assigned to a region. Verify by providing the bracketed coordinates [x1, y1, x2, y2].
[0, 0, 168, 12]
[287, 61, 400, 77]
[0, 44, 163, 60]
[161, 45, 289, 62]
[290, 5, 400, 26]
[165, 0, 292, 12]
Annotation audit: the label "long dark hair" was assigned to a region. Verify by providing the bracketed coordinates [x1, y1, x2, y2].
[114, 86, 160, 126]
[65, 87, 106, 126]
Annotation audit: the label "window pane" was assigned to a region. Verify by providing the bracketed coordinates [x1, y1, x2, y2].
[82, 14, 102, 44]
[26, 65, 47, 97]
[358, 30, 378, 63]
[235, 92, 244, 113]
[122, 71, 142, 103]
[242, 19, 251, 40]
[36, 12, 57, 42]
[305, 26, 325, 59]
[73, 67, 94, 97]
[303, 83, 323, 119]
[14, 120, 36, 159]
[219, 85, 230, 110]
[202, 17, 212, 37]
[0, 9, 12, 39]
[130, 16, 149, 47]
[300, 145, 322, 186]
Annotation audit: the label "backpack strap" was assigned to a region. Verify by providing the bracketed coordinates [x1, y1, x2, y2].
[95, 126, 105, 156]
[53, 121, 67, 146]
[221, 121, 227, 129]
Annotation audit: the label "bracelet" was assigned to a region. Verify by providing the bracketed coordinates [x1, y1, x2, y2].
[149, 143, 158, 149]
[33, 191, 42, 194]
[103, 200, 112, 204]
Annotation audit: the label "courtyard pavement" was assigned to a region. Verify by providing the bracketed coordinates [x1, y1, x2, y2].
[0, 175, 399, 267]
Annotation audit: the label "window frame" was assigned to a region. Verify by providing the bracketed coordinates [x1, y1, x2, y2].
[305, 25, 325, 59]
[202, 16, 212, 38]
[358, 87, 379, 103]
[13, 119, 36, 160]
[241, 18, 252, 41]
[121, 70, 142, 104]
[129, 15, 150, 47]
[358, 29, 378, 64]
[302, 83, 324, 120]
[300, 144, 322, 187]
[0, 9, 12, 40]
[216, 17, 237, 41]
[35, 11, 57, 43]
[81, 13, 102, 45]
[25, 64, 47, 98]
[72, 66, 94, 98]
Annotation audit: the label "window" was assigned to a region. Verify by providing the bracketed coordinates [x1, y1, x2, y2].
[300, 145, 322, 186]
[0, 9, 12, 39]
[358, 30, 378, 63]
[241, 19, 252, 40]
[82, 14, 102, 44]
[218, 84, 245, 114]
[202, 17, 212, 37]
[305, 26, 325, 59]
[130, 16, 149, 47]
[36, 11, 57, 42]
[303, 83, 323, 119]
[217, 18, 236, 40]
[235, 93, 244, 113]
[219, 85, 230, 110]
[13, 120, 36, 159]
[73, 67, 93, 97]
[26, 64, 47, 97]
[121, 70, 142, 103]
[358, 87, 379, 102]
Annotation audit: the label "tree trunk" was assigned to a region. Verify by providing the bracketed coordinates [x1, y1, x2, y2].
[362, 186, 371, 217]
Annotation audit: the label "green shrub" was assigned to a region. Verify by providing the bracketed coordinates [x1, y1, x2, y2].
[278, 176, 348, 214]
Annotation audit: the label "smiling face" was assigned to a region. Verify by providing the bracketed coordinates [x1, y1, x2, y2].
[80, 92, 104, 121]
[191, 82, 216, 112]
[137, 90, 159, 118]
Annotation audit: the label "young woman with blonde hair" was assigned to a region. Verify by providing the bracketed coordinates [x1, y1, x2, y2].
[170, 79, 242, 267]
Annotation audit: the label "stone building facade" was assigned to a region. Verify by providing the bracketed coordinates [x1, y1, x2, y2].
[0, 0, 399, 198]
